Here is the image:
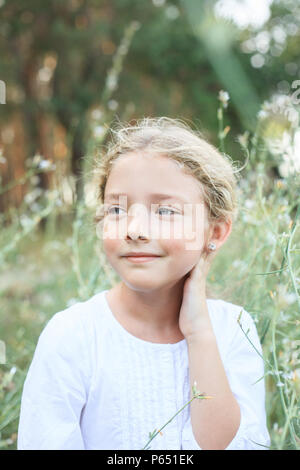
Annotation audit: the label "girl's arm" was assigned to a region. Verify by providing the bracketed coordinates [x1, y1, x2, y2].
[17, 308, 90, 450]
[182, 305, 270, 450]
[179, 256, 270, 450]
[185, 307, 241, 450]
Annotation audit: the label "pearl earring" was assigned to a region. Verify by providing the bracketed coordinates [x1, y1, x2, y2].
[208, 242, 216, 251]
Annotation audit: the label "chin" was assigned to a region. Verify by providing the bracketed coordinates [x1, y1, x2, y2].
[122, 279, 164, 292]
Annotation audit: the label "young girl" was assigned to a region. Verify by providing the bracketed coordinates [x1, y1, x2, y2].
[18, 117, 270, 450]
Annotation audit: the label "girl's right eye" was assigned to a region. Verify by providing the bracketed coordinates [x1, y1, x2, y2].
[106, 206, 126, 216]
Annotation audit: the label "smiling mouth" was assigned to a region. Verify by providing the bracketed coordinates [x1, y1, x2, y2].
[123, 256, 161, 263]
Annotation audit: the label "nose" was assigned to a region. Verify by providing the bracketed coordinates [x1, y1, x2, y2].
[126, 205, 150, 241]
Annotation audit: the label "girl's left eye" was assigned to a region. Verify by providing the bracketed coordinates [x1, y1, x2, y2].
[157, 207, 178, 216]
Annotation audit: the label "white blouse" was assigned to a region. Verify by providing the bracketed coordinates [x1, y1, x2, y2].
[17, 289, 271, 450]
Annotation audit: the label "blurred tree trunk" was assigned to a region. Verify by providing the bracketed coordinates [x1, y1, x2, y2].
[21, 59, 51, 231]
[0, 112, 27, 215]
[71, 116, 87, 204]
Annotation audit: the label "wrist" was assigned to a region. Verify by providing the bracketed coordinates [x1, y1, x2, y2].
[185, 322, 215, 345]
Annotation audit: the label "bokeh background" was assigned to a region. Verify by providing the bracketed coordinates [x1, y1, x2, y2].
[0, 0, 299, 450]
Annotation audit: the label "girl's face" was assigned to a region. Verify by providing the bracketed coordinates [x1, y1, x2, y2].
[100, 151, 212, 291]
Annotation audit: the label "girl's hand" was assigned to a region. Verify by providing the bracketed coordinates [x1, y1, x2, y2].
[178, 248, 217, 340]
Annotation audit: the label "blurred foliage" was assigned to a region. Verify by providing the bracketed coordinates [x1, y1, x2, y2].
[1, 0, 300, 195]
[0, 0, 300, 451]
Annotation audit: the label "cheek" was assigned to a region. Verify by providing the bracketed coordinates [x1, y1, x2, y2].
[160, 237, 183, 254]
[102, 221, 121, 257]
[162, 238, 201, 273]
[101, 217, 125, 252]
[166, 250, 201, 283]
[103, 238, 119, 256]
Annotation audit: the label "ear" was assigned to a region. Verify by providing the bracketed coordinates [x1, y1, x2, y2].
[208, 218, 232, 250]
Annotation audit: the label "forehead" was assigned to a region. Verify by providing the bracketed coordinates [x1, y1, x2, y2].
[104, 151, 203, 203]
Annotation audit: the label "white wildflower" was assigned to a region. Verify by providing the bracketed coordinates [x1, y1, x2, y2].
[24, 188, 43, 204]
[20, 214, 33, 228]
[91, 108, 103, 120]
[165, 5, 180, 20]
[237, 131, 249, 148]
[153, 0, 165, 6]
[266, 129, 300, 177]
[38, 159, 52, 170]
[106, 73, 117, 91]
[245, 199, 255, 209]
[93, 125, 106, 139]
[30, 175, 40, 185]
[32, 154, 42, 165]
[257, 109, 269, 120]
[108, 100, 118, 111]
[281, 371, 294, 380]
[283, 292, 297, 305]
[218, 90, 230, 108]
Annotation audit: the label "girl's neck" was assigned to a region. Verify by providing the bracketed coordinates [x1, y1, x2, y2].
[106, 281, 186, 343]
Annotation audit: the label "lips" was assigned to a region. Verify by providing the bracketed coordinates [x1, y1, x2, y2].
[123, 256, 160, 264]
[123, 253, 161, 257]
[122, 253, 162, 264]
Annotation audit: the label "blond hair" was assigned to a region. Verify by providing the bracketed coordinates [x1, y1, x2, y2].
[93, 117, 240, 224]
[92, 117, 242, 298]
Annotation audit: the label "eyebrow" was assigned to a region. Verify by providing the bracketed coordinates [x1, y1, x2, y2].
[104, 192, 189, 203]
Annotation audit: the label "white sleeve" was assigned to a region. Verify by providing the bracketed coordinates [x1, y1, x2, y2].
[181, 308, 271, 450]
[17, 309, 90, 450]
